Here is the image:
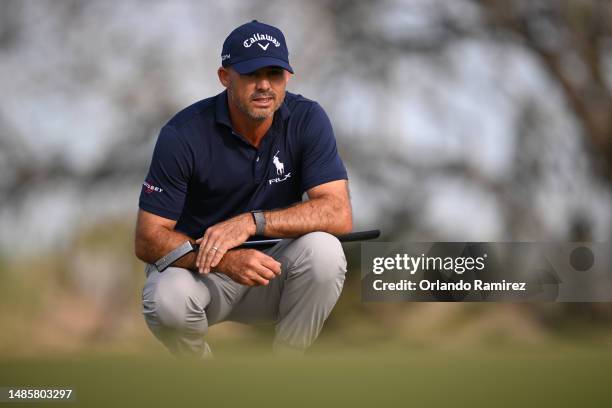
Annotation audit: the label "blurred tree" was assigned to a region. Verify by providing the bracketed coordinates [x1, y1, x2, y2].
[477, 0, 612, 184]
[317, 0, 611, 242]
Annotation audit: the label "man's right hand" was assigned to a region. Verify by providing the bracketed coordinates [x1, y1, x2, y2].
[214, 249, 282, 286]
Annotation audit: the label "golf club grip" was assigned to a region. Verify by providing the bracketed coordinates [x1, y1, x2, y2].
[195, 229, 381, 251]
[336, 229, 381, 243]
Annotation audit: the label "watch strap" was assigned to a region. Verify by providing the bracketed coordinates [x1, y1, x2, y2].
[251, 210, 266, 236]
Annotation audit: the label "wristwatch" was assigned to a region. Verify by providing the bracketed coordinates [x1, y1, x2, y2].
[154, 241, 197, 272]
[250, 210, 266, 236]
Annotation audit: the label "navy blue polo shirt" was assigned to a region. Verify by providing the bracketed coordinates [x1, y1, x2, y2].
[139, 90, 348, 239]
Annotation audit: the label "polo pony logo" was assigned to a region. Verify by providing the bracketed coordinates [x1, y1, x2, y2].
[268, 151, 291, 185]
[272, 151, 284, 175]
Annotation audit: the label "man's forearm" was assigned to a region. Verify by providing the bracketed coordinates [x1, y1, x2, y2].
[135, 225, 197, 269]
[263, 195, 352, 238]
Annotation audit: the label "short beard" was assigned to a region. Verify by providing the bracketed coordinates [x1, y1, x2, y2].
[229, 85, 284, 122]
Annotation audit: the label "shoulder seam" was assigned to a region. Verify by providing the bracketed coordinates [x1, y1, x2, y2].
[165, 98, 217, 130]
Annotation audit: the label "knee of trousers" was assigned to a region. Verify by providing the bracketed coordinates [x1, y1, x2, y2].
[289, 231, 347, 283]
[143, 268, 210, 335]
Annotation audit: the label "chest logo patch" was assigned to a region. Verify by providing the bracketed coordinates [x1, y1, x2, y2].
[272, 151, 285, 175]
[269, 151, 291, 185]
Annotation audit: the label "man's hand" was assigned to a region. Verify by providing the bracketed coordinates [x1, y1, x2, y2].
[196, 213, 256, 274]
[215, 249, 282, 286]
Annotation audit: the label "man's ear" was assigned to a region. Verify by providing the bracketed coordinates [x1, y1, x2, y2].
[218, 67, 229, 88]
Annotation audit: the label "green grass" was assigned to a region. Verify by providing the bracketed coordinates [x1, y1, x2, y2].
[1, 345, 611, 408]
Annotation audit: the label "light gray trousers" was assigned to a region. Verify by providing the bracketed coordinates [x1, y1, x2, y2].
[142, 232, 347, 356]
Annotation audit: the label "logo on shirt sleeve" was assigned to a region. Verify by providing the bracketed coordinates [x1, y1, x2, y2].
[143, 180, 164, 194]
[268, 151, 291, 185]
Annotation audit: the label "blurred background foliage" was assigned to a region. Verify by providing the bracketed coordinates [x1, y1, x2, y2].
[1, 0, 612, 358]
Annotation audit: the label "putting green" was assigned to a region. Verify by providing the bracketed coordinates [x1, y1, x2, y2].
[0, 345, 611, 408]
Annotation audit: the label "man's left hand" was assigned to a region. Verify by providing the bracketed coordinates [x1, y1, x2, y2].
[196, 213, 256, 274]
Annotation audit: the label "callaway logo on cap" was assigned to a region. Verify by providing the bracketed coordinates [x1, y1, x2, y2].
[221, 20, 294, 74]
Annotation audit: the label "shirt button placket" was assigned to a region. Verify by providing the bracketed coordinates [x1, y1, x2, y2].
[254, 153, 263, 182]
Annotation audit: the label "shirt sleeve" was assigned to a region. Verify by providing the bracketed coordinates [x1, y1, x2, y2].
[300, 102, 348, 193]
[138, 125, 193, 220]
